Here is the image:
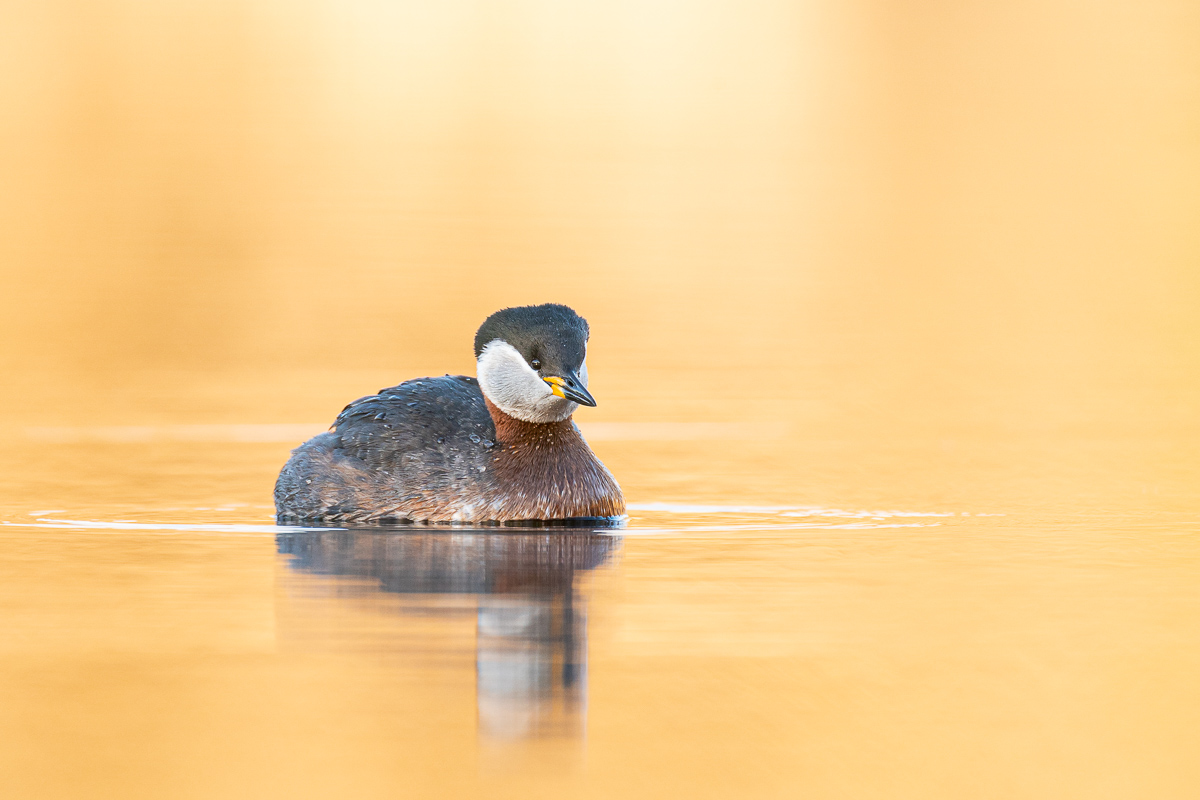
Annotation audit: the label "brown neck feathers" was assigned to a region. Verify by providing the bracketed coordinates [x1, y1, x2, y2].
[483, 397, 625, 519]
[484, 397, 578, 447]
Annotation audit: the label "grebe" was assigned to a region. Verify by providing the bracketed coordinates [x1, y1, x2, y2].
[274, 303, 624, 524]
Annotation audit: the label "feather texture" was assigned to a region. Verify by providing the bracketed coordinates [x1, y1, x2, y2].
[275, 375, 624, 523]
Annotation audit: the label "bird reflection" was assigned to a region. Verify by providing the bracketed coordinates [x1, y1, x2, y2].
[276, 527, 620, 739]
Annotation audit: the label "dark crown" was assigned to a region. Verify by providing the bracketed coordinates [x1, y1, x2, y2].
[473, 304, 590, 375]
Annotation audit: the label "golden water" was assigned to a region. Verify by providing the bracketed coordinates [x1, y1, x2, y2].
[2, 1, 1199, 797]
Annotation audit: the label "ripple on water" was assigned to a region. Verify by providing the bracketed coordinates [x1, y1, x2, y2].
[0, 502, 990, 536]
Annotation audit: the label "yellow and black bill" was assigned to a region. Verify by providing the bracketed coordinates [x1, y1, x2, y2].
[543, 374, 597, 407]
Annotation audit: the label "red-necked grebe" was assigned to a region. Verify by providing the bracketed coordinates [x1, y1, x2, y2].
[274, 303, 624, 524]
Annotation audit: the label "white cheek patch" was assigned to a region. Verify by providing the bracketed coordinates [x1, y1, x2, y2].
[476, 340, 577, 423]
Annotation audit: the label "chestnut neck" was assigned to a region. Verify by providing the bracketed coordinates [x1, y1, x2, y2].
[481, 396, 624, 519]
[484, 397, 577, 445]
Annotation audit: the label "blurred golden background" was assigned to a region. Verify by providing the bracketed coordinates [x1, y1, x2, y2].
[2, 2, 1200, 798]
[4, 0, 1197, 438]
